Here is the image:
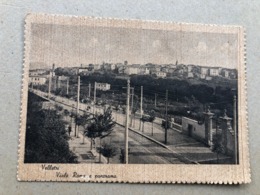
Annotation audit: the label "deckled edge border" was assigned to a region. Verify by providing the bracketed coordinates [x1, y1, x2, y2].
[17, 13, 30, 182]
[17, 13, 251, 184]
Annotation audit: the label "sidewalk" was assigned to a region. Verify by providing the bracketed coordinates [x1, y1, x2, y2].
[128, 117, 232, 163]
[68, 126, 108, 164]
[34, 89, 232, 164]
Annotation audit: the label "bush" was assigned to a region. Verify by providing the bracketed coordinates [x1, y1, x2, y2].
[101, 143, 118, 164]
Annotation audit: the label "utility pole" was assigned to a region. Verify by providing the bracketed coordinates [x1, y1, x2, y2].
[165, 90, 168, 144]
[131, 87, 134, 127]
[139, 86, 143, 130]
[125, 79, 130, 164]
[48, 71, 52, 99]
[93, 82, 96, 114]
[75, 75, 80, 137]
[140, 86, 143, 116]
[52, 64, 56, 91]
[88, 83, 91, 98]
[154, 93, 157, 108]
[66, 79, 69, 95]
[233, 95, 237, 164]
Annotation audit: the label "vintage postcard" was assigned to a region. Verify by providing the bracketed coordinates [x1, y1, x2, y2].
[18, 13, 250, 183]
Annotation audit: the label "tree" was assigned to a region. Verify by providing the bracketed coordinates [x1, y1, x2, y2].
[76, 112, 92, 144]
[76, 112, 92, 127]
[84, 107, 116, 162]
[161, 116, 172, 129]
[63, 109, 70, 116]
[212, 133, 224, 163]
[101, 142, 118, 164]
[25, 92, 78, 163]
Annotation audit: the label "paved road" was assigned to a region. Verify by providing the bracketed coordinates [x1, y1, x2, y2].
[31, 89, 231, 164]
[102, 124, 183, 164]
[32, 89, 183, 164]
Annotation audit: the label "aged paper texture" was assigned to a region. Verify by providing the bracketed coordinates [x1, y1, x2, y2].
[18, 13, 250, 183]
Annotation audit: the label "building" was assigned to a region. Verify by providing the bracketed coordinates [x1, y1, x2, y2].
[187, 65, 195, 72]
[96, 82, 111, 91]
[80, 64, 90, 68]
[200, 67, 209, 76]
[188, 72, 194, 78]
[58, 75, 68, 81]
[155, 71, 167, 78]
[149, 67, 161, 73]
[115, 63, 124, 68]
[209, 67, 220, 76]
[92, 64, 101, 70]
[29, 69, 49, 76]
[223, 70, 230, 78]
[220, 69, 233, 79]
[167, 68, 175, 74]
[124, 67, 140, 75]
[139, 67, 150, 75]
[57, 76, 69, 88]
[165, 64, 177, 69]
[117, 66, 126, 74]
[206, 76, 212, 80]
[161, 67, 169, 73]
[103, 63, 115, 71]
[182, 117, 206, 143]
[78, 68, 93, 75]
[199, 66, 222, 79]
[29, 76, 47, 85]
[200, 74, 206, 79]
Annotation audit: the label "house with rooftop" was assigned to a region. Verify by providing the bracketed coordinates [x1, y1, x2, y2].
[29, 76, 47, 86]
[124, 66, 140, 75]
[156, 71, 167, 78]
[96, 82, 111, 91]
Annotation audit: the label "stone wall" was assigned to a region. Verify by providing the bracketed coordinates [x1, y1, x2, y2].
[182, 117, 206, 143]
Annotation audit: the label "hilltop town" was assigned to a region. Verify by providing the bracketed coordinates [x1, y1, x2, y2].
[27, 61, 238, 165]
[29, 61, 237, 86]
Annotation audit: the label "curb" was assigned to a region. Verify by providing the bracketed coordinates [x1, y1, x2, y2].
[115, 122, 195, 164]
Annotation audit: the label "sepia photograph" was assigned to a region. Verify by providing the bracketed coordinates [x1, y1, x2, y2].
[17, 14, 250, 183]
[25, 20, 239, 165]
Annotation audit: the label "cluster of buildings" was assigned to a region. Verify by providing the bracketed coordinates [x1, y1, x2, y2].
[187, 65, 237, 80]
[29, 66, 111, 92]
[29, 69, 51, 85]
[29, 65, 69, 87]
[29, 61, 237, 87]
[76, 62, 237, 80]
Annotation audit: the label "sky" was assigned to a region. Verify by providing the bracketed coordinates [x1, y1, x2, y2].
[30, 23, 238, 69]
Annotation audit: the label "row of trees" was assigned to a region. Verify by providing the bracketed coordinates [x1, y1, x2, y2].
[78, 73, 236, 105]
[24, 92, 78, 163]
[25, 92, 119, 164]
[36, 71, 236, 124]
[75, 107, 118, 163]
